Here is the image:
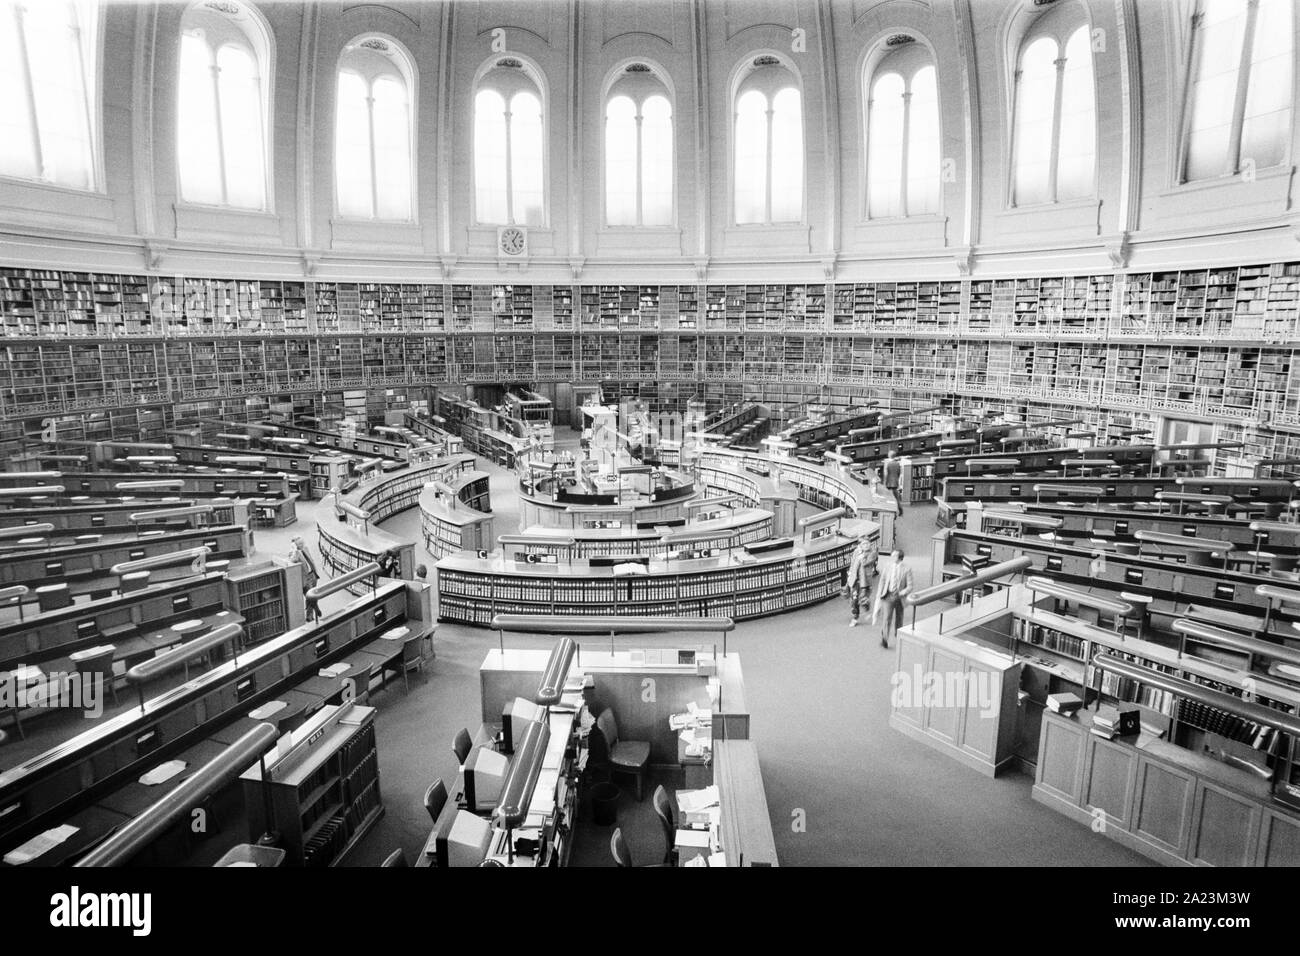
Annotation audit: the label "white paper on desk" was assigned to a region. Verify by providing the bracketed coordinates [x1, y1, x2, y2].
[676, 828, 711, 848]
[3, 823, 79, 866]
[318, 663, 350, 678]
[529, 775, 558, 816]
[139, 760, 187, 786]
[707, 852, 727, 867]
[249, 700, 288, 720]
[677, 785, 720, 814]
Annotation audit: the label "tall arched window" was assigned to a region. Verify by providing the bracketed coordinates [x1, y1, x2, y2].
[865, 38, 941, 219]
[1010, 17, 1095, 206]
[733, 56, 803, 225]
[1182, 0, 1292, 182]
[474, 57, 546, 226]
[604, 63, 674, 227]
[335, 35, 415, 221]
[0, 0, 99, 189]
[177, 0, 271, 210]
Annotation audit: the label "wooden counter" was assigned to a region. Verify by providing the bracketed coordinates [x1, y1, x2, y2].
[1033, 709, 1300, 866]
[437, 519, 877, 626]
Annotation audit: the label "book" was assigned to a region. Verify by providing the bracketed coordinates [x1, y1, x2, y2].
[1047, 692, 1083, 716]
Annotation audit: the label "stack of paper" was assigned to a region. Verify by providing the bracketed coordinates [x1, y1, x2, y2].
[139, 760, 188, 786]
[318, 662, 351, 678]
[249, 700, 288, 720]
[2, 824, 79, 866]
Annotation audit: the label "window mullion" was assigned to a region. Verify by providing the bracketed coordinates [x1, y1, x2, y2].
[210, 54, 228, 205]
[635, 110, 643, 226]
[765, 106, 774, 223]
[367, 86, 378, 219]
[503, 104, 514, 224]
[1227, 0, 1262, 173]
[900, 88, 912, 216]
[71, 18, 95, 186]
[13, 7, 44, 179]
[1179, 11, 1209, 182]
[1048, 53, 1067, 203]
[864, 95, 873, 218]
[1009, 68, 1023, 205]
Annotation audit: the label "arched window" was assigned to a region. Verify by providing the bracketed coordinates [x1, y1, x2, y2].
[604, 63, 674, 227]
[177, 0, 271, 210]
[865, 39, 941, 219]
[474, 57, 546, 226]
[0, 0, 99, 189]
[335, 35, 415, 221]
[1010, 18, 1095, 206]
[1183, 0, 1292, 182]
[733, 56, 803, 225]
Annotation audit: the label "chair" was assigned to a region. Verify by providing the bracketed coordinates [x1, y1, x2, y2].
[424, 779, 448, 824]
[610, 827, 633, 868]
[35, 583, 71, 613]
[399, 632, 424, 691]
[74, 646, 119, 707]
[609, 827, 670, 868]
[452, 727, 473, 766]
[651, 785, 677, 865]
[380, 848, 409, 867]
[595, 708, 650, 801]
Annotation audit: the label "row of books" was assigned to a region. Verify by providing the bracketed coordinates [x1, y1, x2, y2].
[1176, 698, 1285, 753]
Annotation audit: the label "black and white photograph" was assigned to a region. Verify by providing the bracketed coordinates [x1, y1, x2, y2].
[0, 0, 1293, 939]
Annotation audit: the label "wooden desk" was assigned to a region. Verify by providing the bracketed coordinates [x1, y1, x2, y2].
[0, 805, 131, 867]
[713, 740, 778, 866]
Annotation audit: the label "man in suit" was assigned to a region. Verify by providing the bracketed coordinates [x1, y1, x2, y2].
[845, 535, 878, 628]
[883, 449, 904, 514]
[874, 548, 914, 648]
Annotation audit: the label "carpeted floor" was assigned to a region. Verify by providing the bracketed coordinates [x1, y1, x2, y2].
[333, 439, 1150, 867]
[1, 440, 1151, 866]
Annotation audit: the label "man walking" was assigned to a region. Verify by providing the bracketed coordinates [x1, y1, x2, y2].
[883, 449, 904, 514]
[874, 548, 914, 649]
[846, 535, 878, 628]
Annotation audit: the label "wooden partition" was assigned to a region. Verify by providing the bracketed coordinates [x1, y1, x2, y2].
[0, 582, 427, 856]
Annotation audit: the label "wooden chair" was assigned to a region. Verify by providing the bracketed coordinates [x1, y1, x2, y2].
[651, 785, 677, 865]
[73, 646, 119, 707]
[399, 632, 424, 691]
[424, 779, 448, 824]
[609, 827, 670, 868]
[452, 727, 473, 766]
[595, 708, 650, 801]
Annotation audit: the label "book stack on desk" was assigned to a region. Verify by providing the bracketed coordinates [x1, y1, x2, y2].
[1091, 706, 1138, 740]
[1046, 692, 1083, 717]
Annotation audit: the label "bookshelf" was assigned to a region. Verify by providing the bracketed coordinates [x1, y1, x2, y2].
[436, 533, 862, 626]
[6, 261, 1300, 464]
[240, 702, 383, 867]
[224, 561, 304, 645]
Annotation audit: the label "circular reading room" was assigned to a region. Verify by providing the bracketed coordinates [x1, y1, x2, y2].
[1, 0, 1300, 879]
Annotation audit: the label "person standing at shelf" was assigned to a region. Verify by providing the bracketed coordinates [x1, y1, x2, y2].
[874, 548, 914, 649]
[883, 449, 904, 514]
[286, 536, 319, 592]
[846, 535, 879, 629]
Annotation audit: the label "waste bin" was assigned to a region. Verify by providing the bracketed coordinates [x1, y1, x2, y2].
[214, 843, 286, 867]
[591, 782, 620, 826]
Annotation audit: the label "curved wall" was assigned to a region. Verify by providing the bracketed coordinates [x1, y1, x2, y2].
[1, 0, 1298, 282]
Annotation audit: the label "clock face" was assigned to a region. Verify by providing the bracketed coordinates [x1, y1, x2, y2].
[499, 227, 527, 256]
